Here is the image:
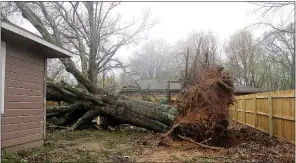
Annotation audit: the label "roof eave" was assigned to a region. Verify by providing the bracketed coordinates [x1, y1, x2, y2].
[1, 22, 73, 58]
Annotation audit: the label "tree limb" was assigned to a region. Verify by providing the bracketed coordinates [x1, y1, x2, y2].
[47, 102, 92, 113]
[178, 135, 223, 150]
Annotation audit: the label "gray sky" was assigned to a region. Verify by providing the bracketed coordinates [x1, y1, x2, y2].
[112, 2, 266, 62]
[21, 2, 291, 63]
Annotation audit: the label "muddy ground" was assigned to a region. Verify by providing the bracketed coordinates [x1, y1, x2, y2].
[2, 120, 294, 163]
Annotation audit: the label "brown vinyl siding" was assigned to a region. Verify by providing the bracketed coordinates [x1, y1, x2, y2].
[1, 43, 46, 150]
[2, 128, 43, 141]
[3, 109, 44, 117]
[2, 115, 44, 125]
[5, 87, 43, 96]
[5, 79, 43, 90]
[5, 63, 44, 77]
[5, 71, 43, 84]
[5, 55, 44, 71]
[4, 102, 44, 109]
[5, 95, 43, 102]
[4, 140, 43, 152]
[2, 122, 42, 133]
[2, 134, 43, 148]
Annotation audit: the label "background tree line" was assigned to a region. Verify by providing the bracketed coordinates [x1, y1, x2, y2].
[1, 2, 294, 92]
[126, 2, 294, 91]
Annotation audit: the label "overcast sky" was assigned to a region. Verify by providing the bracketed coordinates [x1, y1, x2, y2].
[21, 2, 291, 63]
[112, 2, 268, 62]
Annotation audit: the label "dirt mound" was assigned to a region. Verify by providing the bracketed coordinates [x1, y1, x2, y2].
[166, 66, 235, 146]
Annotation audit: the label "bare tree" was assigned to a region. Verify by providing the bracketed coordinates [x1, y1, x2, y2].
[1, 2, 22, 24]
[171, 30, 221, 81]
[261, 23, 295, 90]
[224, 29, 268, 88]
[1, 2, 185, 131]
[8, 2, 155, 89]
[187, 31, 218, 66]
[251, 2, 294, 20]
[128, 40, 177, 80]
[250, 2, 295, 90]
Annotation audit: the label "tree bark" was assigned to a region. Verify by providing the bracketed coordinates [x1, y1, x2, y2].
[95, 98, 179, 132]
[46, 83, 179, 132]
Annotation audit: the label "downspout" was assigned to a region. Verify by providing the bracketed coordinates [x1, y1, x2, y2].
[292, 2, 296, 161]
[0, 21, 7, 158]
[0, 17, 2, 159]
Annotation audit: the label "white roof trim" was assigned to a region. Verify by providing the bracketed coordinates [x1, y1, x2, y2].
[1, 22, 73, 58]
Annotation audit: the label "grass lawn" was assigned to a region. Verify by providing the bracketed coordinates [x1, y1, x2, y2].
[2, 121, 294, 163]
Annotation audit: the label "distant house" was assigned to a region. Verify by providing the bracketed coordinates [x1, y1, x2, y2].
[122, 79, 269, 100]
[1, 22, 73, 151]
[122, 79, 181, 100]
[233, 84, 269, 96]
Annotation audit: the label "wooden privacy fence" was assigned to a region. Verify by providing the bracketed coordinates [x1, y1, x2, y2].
[229, 90, 295, 144]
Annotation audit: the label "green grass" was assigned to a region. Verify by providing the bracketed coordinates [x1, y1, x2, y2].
[2, 129, 223, 162]
[48, 129, 140, 142]
[2, 150, 28, 163]
[2, 129, 147, 163]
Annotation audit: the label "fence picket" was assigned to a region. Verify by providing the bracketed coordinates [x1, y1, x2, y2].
[268, 93, 273, 137]
[229, 90, 294, 144]
[254, 94, 257, 129]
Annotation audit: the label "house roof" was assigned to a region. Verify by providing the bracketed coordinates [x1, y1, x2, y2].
[137, 80, 181, 90]
[124, 79, 181, 91]
[123, 80, 268, 94]
[233, 84, 269, 94]
[1, 22, 73, 58]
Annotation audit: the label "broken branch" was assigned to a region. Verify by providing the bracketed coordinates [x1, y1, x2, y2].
[178, 135, 223, 150]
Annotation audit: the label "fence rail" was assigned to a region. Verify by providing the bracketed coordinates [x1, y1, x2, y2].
[229, 90, 295, 144]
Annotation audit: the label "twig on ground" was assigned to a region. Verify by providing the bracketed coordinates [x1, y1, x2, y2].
[178, 135, 223, 150]
[162, 121, 182, 138]
[183, 138, 212, 150]
[46, 122, 72, 130]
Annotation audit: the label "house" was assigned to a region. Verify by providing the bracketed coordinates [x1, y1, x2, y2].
[122, 79, 181, 100]
[0, 22, 73, 151]
[233, 84, 269, 96]
[122, 79, 269, 100]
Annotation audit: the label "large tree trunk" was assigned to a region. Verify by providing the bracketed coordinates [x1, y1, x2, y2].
[93, 99, 178, 132]
[46, 81, 179, 132]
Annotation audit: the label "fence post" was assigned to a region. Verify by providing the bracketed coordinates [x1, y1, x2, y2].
[235, 100, 238, 122]
[243, 96, 246, 124]
[268, 93, 273, 137]
[254, 94, 257, 129]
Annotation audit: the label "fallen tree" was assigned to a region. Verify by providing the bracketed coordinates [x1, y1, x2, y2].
[47, 65, 234, 146]
[46, 80, 179, 131]
[6, 2, 234, 144]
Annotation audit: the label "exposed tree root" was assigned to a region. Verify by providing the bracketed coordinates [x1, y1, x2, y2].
[178, 135, 223, 150]
[164, 65, 234, 146]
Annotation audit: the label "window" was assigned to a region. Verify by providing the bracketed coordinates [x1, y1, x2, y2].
[0, 41, 6, 114]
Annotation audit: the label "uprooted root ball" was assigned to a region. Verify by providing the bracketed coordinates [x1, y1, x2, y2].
[168, 66, 235, 146]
